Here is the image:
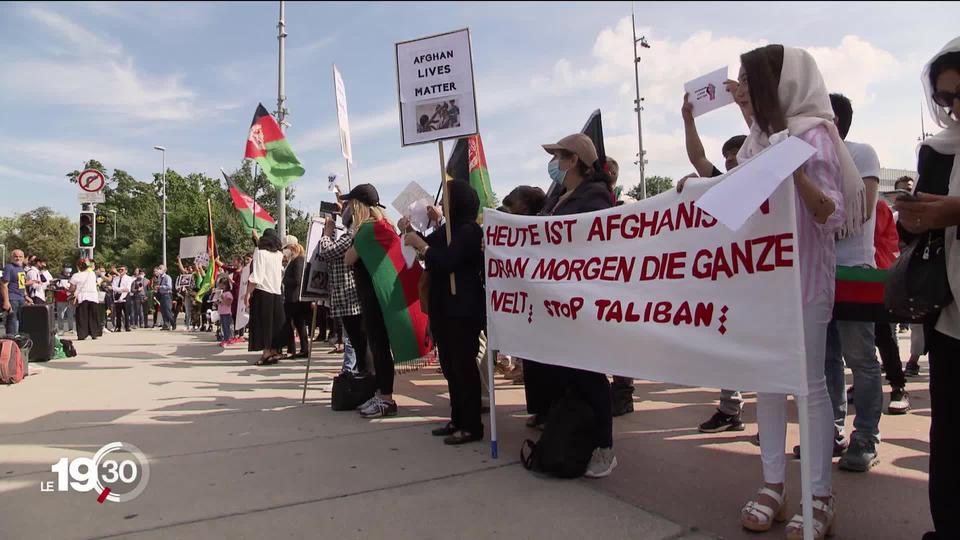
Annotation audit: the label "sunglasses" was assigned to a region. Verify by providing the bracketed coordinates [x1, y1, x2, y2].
[932, 87, 960, 108]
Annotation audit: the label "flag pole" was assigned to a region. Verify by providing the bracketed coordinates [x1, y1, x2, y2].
[345, 159, 353, 191]
[438, 141, 456, 295]
[275, 0, 288, 238]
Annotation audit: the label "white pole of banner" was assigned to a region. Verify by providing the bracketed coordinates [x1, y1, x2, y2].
[487, 333, 498, 459]
[797, 396, 815, 540]
[345, 159, 353, 191]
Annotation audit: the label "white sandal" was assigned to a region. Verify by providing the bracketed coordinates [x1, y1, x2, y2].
[741, 487, 788, 532]
[785, 496, 835, 540]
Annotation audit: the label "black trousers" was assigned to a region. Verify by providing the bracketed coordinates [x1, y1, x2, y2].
[341, 314, 369, 373]
[929, 328, 960, 538]
[113, 298, 129, 331]
[76, 301, 102, 340]
[434, 318, 484, 434]
[359, 292, 394, 395]
[523, 359, 562, 416]
[283, 301, 312, 354]
[875, 322, 906, 389]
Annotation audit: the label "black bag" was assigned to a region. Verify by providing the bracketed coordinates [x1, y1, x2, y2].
[19, 304, 55, 362]
[60, 338, 77, 358]
[331, 372, 377, 411]
[520, 396, 597, 478]
[885, 232, 954, 322]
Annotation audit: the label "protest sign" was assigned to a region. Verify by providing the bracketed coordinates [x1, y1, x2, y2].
[178, 236, 208, 259]
[299, 217, 330, 302]
[484, 177, 807, 395]
[395, 28, 478, 146]
[333, 65, 352, 164]
[684, 67, 736, 117]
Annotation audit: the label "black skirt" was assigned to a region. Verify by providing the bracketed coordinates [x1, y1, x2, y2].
[248, 288, 285, 352]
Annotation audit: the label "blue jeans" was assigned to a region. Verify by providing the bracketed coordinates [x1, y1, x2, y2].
[5, 296, 26, 334]
[56, 301, 75, 332]
[159, 293, 175, 329]
[220, 314, 233, 342]
[341, 334, 357, 373]
[825, 319, 882, 443]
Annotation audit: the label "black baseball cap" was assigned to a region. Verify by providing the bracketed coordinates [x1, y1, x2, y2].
[340, 183, 385, 209]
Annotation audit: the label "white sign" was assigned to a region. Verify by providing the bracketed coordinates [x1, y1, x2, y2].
[77, 192, 106, 204]
[300, 217, 330, 302]
[683, 67, 736, 117]
[78, 169, 106, 192]
[484, 178, 808, 396]
[236, 263, 250, 331]
[178, 236, 208, 259]
[696, 136, 816, 231]
[333, 65, 353, 164]
[395, 28, 479, 146]
[392, 181, 433, 215]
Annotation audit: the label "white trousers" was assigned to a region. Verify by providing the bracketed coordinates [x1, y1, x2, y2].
[756, 299, 834, 496]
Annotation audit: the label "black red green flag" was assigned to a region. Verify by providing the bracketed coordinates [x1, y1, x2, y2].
[244, 103, 304, 188]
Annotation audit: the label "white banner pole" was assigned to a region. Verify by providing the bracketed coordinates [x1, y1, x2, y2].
[487, 331, 498, 459]
[797, 395, 815, 540]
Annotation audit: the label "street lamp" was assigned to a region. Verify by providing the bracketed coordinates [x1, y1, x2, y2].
[109, 209, 118, 241]
[153, 146, 167, 269]
[631, 7, 649, 199]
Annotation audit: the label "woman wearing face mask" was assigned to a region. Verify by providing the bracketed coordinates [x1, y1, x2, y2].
[540, 133, 618, 478]
[245, 228, 286, 365]
[895, 38, 960, 540]
[730, 45, 864, 539]
[280, 236, 311, 359]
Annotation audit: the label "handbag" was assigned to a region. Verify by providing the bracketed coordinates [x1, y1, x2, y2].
[884, 232, 954, 322]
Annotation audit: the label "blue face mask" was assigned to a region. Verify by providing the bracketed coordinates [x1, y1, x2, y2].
[548, 158, 567, 185]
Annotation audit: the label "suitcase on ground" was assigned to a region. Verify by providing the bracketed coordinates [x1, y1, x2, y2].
[20, 304, 55, 362]
[331, 372, 377, 411]
[0, 338, 27, 384]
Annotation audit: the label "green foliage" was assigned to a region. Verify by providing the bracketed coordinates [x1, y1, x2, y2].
[626, 175, 674, 200]
[2, 159, 316, 275]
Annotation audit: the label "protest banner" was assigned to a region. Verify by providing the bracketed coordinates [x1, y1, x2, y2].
[395, 28, 478, 147]
[483, 176, 807, 396]
[333, 65, 354, 189]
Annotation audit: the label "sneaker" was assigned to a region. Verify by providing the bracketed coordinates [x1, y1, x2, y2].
[356, 391, 381, 412]
[360, 397, 398, 418]
[839, 438, 879, 472]
[888, 388, 911, 415]
[793, 437, 848, 459]
[698, 410, 746, 433]
[525, 414, 547, 430]
[905, 362, 920, 377]
[583, 447, 618, 478]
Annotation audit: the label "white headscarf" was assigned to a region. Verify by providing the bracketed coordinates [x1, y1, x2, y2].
[737, 46, 866, 238]
[919, 37, 960, 339]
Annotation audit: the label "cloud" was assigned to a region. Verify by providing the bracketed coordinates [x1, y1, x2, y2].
[807, 35, 903, 105]
[21, 5, 123, 57]
[298, 107, 398, 152]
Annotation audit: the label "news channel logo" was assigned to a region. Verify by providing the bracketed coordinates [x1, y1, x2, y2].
[41, 442, 150, 503]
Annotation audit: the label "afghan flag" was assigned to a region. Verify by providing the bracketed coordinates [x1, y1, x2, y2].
[446, 135, 497, 216]
[221, 169, 275, 234]
[244, 103, 305, 188]
[194, 201, 219, 302]
[354, 220, 432, 364]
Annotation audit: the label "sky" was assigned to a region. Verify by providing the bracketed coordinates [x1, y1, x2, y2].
[1, 1, 958, 224]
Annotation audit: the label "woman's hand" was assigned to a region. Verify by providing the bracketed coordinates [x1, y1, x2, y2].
[404, 232, 427, 251]
[897, 193, 960, 234]
[677, 172, 698, 193]
[427, 206, 443, 225]
[323, 218, 336, 237]
[344, 246, 359, 267]
[681, 93, 695, 124]
[397, 217, 412, 233]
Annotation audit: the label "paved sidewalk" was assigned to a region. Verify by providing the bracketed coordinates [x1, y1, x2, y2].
[0, 329, 714, 540]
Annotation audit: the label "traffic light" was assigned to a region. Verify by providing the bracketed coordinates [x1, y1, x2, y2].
[78, 211, 96, 248]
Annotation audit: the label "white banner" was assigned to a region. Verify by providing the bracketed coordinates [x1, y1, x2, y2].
[395, 28, 478, 146]
[333, 64, 352, 164]
[236, 263, 250, 331]
[178, 236, 208, 259]
[484, 178, 808, 396]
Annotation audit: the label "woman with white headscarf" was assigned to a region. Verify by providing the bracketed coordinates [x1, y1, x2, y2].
[895, 37, 960, 540]
[730, 45, 861, 539]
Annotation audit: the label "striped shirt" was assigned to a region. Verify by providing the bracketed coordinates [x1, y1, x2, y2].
[794, 125, 845, 310]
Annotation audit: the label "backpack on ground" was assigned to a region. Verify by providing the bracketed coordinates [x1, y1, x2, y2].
[521, 395, 598, 478]
[60, 338, 77, 358]
[0, 338, 27, 384]
[330, 371, 377, 411]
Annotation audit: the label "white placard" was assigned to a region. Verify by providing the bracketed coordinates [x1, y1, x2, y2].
[77, 192, 106, 204]
[236, 263, 250, 330]
[395, 28, 478, 146]
[683, 67, 736, 117]
[300, 217, 330, 302]
[178, 236, 208, 259]
[392, 181, 433, 214]
[333, 65, 353, 164]
[484, 178, 807, 396]
[695, 136, 816, 231]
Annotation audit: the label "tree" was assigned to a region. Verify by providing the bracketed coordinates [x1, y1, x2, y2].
[626, 175, 674, 200]
[1, 207, 77, 272]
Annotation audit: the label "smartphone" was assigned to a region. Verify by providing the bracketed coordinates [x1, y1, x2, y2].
[320, 201, 340, 215]
[883, 189, 919, 202]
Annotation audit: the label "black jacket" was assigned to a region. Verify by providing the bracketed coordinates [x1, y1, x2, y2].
[425, 222, 485, 325]
[282, 255, 305, 303]
[549, 179, 614, 216]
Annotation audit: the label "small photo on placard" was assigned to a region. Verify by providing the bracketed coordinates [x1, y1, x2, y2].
[415, 98, 462, 133]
